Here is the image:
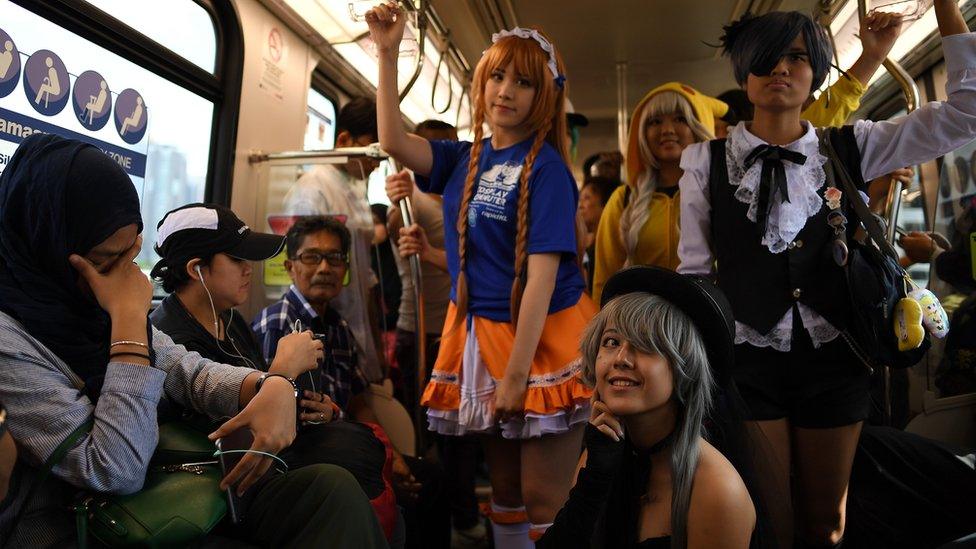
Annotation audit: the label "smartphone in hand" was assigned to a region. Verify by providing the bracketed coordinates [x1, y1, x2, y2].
[215, 427, 254, 524]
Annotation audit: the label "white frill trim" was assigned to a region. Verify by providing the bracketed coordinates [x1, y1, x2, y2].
[425, 316, 589, 439]
[734, 304, 841, 352]
[726, 122, 827, 254]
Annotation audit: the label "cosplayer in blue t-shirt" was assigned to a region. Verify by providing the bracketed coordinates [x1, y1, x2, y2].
[369, 4, 597, 545]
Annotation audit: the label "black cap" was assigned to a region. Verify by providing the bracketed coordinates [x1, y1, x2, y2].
[601, 266, 735, 380]
[150, 203, 284, 279]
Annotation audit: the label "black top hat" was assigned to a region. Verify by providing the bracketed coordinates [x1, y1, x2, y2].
[600, 265, 735, 380]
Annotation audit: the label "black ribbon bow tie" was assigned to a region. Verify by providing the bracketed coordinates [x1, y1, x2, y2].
[743, 144, 807, 236]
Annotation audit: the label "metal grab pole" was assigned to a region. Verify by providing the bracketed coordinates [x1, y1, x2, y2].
[857, 0, 922, 426]
[398, 194, 427, 452]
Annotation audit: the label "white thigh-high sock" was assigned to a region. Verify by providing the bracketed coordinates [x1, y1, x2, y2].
[489, 501, 533, 549]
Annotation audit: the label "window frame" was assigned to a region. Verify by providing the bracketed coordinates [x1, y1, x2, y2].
[9, 0, 244, 205]
[308, 70, 341, 150]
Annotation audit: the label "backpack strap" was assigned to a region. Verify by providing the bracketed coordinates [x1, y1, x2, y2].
[820, 128, 900, 260]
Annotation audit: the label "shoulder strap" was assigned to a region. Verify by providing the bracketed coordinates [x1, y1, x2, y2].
[13, 418, 94, 528]
[821, 128, 899, 260]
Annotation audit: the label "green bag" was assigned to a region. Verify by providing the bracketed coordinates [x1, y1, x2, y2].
[32, 420, 228, 548]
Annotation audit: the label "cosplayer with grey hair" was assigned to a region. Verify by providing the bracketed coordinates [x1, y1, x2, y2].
[580, 292, 715, 548]
[618, 93, 712, 266]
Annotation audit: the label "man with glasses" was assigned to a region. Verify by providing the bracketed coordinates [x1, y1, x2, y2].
[252, 215, 369, 411]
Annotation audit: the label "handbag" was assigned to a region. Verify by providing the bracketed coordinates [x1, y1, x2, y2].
[27, 420, 227, 548]
[821, 129, 930, 370]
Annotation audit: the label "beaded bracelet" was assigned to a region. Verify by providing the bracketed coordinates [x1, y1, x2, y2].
[110, 340, 149, 349]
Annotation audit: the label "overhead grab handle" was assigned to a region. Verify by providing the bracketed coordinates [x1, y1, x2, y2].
[431, 35, 454, 114]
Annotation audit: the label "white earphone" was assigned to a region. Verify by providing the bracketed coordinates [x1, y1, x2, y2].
[194, 260, 255, 370]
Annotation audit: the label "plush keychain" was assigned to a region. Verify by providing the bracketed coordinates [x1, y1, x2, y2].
[910, 288, 950, 338]
[894, 297, 926, 351]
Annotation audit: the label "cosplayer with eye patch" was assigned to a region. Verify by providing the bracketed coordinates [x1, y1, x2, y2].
[368, 3, 595, 546]
[678, 4, 976, 547]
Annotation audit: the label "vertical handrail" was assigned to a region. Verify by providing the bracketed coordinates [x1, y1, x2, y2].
[397, 193, 427, 452]
[857, 0, 922, 426]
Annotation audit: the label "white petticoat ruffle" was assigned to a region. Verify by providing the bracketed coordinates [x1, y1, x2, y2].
[426, 319, 590, 440]
[726, 122, 827, 254]
[734, 304, 841, 352]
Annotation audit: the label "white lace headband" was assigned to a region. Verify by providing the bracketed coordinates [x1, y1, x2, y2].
[489, 27, 565, 88]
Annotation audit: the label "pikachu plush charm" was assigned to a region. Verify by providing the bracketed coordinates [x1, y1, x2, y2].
[910, 288, 950, 338]
[894, 297, 926, 351]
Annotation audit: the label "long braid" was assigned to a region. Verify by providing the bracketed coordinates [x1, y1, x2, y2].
[509, 119, 551, 326]
[450, 109, 486, 333]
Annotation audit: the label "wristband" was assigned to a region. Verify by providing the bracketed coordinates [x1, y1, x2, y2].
[109, 351, 151, 362]
[0, 404, 7, 439]
[255, 373, 299, 398]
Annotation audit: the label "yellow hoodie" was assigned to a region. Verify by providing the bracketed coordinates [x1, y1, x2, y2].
[593, 82, 727, 303]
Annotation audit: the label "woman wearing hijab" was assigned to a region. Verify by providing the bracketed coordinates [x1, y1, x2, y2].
[0, 134, 386, 548]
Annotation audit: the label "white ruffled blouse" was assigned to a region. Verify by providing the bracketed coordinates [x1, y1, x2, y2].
[677, 32, 976, 351]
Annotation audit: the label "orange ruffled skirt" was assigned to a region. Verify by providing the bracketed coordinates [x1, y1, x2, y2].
[421, 295, 597, 439]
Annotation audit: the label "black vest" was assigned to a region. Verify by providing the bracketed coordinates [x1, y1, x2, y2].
[708, 126, 865, 335]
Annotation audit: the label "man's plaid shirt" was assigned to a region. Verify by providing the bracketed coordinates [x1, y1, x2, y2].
[252, 285, 368, 409]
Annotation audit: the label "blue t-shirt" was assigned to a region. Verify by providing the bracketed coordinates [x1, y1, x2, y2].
[416, 137, 584, 322]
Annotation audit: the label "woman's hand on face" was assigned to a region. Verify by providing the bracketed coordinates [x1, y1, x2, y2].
[69, 235, 152, 319]
[397, 224, 430, 259]
[365, 2, 406, 56]
[385, 170, 413, 204]
[299, 390, 336, 424]
[589, 400, 624, 442]
[269, 331, 324, 378]
[209, 376, 298, 495]
[493, 374, 528, 423]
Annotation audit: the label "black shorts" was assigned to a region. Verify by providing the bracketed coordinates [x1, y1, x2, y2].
[732, 319, 872, 429]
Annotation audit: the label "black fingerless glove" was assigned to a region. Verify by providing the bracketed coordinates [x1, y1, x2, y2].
[583, 422, 625, 474]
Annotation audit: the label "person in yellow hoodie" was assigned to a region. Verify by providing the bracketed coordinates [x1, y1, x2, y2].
[591, 82, 727, 303]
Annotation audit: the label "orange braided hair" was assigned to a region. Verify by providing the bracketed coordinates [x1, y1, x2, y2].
[451, 28, 570, 332]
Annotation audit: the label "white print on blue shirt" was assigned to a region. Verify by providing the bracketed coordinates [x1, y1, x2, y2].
[471, 161, 523, 224]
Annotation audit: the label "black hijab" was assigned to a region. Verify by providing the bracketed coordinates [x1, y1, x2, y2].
[0, 134, 144, 397]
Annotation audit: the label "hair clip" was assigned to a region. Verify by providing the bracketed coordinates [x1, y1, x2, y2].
[489, 27, 565, 88]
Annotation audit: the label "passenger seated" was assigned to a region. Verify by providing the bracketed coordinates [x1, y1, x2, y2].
[253, 215, 450, 548]
[539, 266, 757, 548]
[149, 203, 401, 542]
[0, 134, 386, 547]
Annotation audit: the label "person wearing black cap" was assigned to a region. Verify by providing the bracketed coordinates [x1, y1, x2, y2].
[539, 266, 758, 549]
[0, 135, 385, 548]
[149, 203, 330, 394]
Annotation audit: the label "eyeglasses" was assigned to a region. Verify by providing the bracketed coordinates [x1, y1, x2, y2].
[294, 251, 347, 267]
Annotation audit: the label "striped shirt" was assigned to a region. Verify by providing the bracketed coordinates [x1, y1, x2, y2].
[0, 311, 253, 547]
[252, 286, 368, 409]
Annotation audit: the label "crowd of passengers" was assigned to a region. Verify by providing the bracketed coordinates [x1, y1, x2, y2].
[2, 1, 976, 548]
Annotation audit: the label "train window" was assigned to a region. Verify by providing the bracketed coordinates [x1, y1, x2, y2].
[0, 0, 239, 281]
[80, 0, 217, 73]
[305, 87, 337, 150]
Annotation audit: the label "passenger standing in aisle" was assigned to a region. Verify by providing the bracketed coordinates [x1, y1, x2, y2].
[591, 82, 726, 303]
[679, 5, 976, 546]
[368, 4, 595, 547]
[386, 120, 489, 547]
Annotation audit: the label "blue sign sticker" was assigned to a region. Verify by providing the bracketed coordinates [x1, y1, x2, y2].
[73, 70, 111, 131]
[0, 28, 20, 98]
[114, 88, 146, 144]
[23, 49, 69, 116]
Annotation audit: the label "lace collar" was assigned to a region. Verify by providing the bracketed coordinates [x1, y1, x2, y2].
[725, 121, 827, 253]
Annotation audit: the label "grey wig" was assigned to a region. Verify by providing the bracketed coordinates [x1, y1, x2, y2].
[580, 292, 715, 549]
